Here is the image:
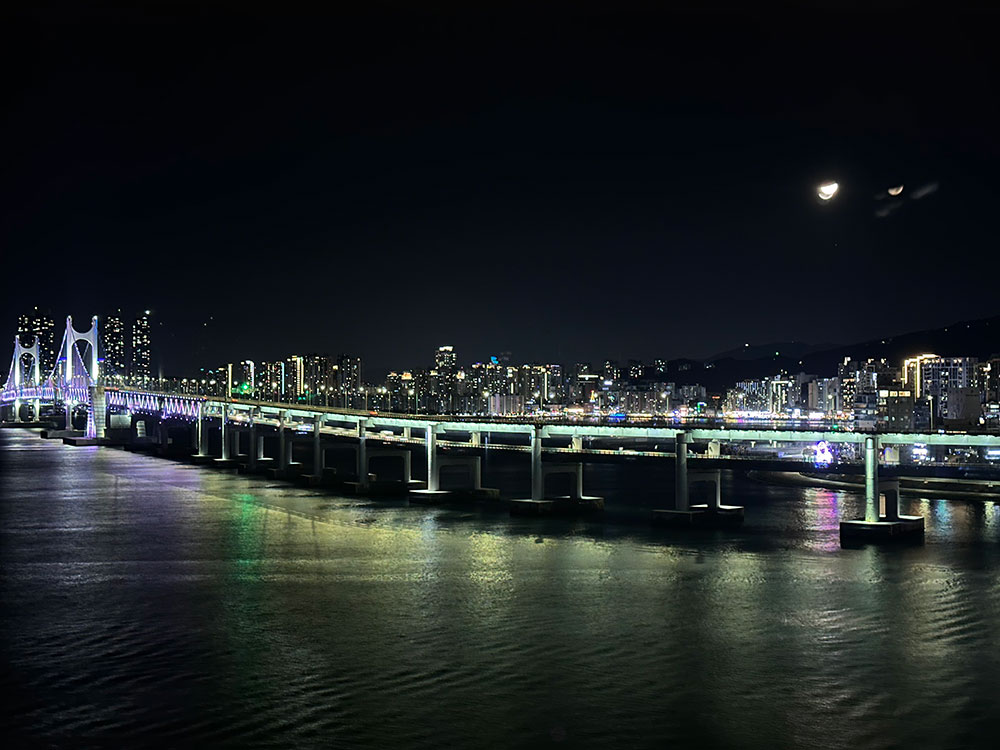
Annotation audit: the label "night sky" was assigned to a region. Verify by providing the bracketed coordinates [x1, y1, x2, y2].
[3, 6, 998, 377]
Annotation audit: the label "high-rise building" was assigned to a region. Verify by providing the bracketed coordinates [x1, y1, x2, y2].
[233, 360, 255, 396]
[434, 346, 457, 412]
[877, 387, 915, 431]
[302, 354, 332, 404]
[285, 355, 304, 400]
[258, 360, 285, 402]
[337, 355, 363, 408]
[101, 310, 128, 383]
[902, 353, 938, 397]
[919, 357, 978, 418]
[807, 377, 841, 415]
[16, 307, 57, 376]
[131, 311, 152, 384]
[986, 357, 1000, 404]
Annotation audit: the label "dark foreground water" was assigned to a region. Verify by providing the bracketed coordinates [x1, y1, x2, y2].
[2, 429, 1000, 749]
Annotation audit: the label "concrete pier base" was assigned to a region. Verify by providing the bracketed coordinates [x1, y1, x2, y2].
[265, 462, 304, 479]
[41, 429, 83, 439]
[408, 489, 454, 505]
[237, 458, 274, 475]
[840, 515, 924, 544]
[509, 499, 555, 516]
[652, 505, 745, 528]
[62, 436, 124, 447]
[409, 486, 501, 504]
[510, 496, 604, 517]
[343, 478, 425, 497]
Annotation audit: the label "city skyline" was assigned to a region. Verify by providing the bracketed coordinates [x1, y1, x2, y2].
[9, 309, 998, 434]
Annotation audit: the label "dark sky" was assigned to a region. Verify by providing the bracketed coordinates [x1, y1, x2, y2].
[2, 5, 998, 377]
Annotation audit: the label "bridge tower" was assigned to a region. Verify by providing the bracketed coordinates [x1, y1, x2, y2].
[55, 316, 102, 434]
[2, 335, 42, 422]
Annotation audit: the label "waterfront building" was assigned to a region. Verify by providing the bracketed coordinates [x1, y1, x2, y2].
[131, 311, 152, 385]
[101, 310, 128, 384]
[16, 307, 56, 375]
[919, 356, 979, 418]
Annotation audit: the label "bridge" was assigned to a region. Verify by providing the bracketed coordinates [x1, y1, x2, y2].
[4, 317, 1000, 544]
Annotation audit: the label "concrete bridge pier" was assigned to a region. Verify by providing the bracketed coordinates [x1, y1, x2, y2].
[652, 433, 744, 527]
[358, 418, 369, 488]
[313, 416, 323, 473]
[345, 446, 421, 495]
[511, 426, 603, 516]
[158, 419, 170, 453]
[214, 404, 236, 466]
[297, 416, 328, 485]
[266, 411, 302, 479]
[196, 405, 209, 457]
[840, 436, 924, 544]
[244, 425, 259, 471]
[412, 426, 495, 503]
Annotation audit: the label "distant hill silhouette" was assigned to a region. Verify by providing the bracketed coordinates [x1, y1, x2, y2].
[705, 342, 836, 362]
[666, 315, 1000, 392]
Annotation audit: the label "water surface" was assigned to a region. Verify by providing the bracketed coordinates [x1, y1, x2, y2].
[2, 429, 999, 748]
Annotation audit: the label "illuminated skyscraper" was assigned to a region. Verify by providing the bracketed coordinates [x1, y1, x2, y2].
[16, 307, 56, 375]
[337, 355, 363, 408]
[919, 356, 978, 418]
[434, 346, 457, 412]
[101, 310, 127, 383]
[131, 310, 152, 384]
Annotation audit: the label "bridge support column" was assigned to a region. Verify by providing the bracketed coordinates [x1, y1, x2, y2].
[358, 418, 369, 488]
[33, 399, 40, 422]
[841, 435, 923, 544]
[882, 478, 901, 521]
[89, 386, 106, 439]
[470, 431, 481, 447]
[651, 434, 743, 527]
[531, 425, 543, 501]
[248, 425, 259, 470]
[278, 412, 288, 470]
[216, 404, 233, 464]
[675, 432, 689, 511]
[864, 436, 879, 523]
[425, 426, 438, 492]
[571, 435, 583, 452]
[402, 426, 411, 440]
[313, 415, 324, 473]
[13, 398, 21, 423]
[231, 426, 242, 460]
[196, 405, 209, 456]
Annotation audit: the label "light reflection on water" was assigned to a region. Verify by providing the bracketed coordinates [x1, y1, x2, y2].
[2, 429, 1000, 749]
